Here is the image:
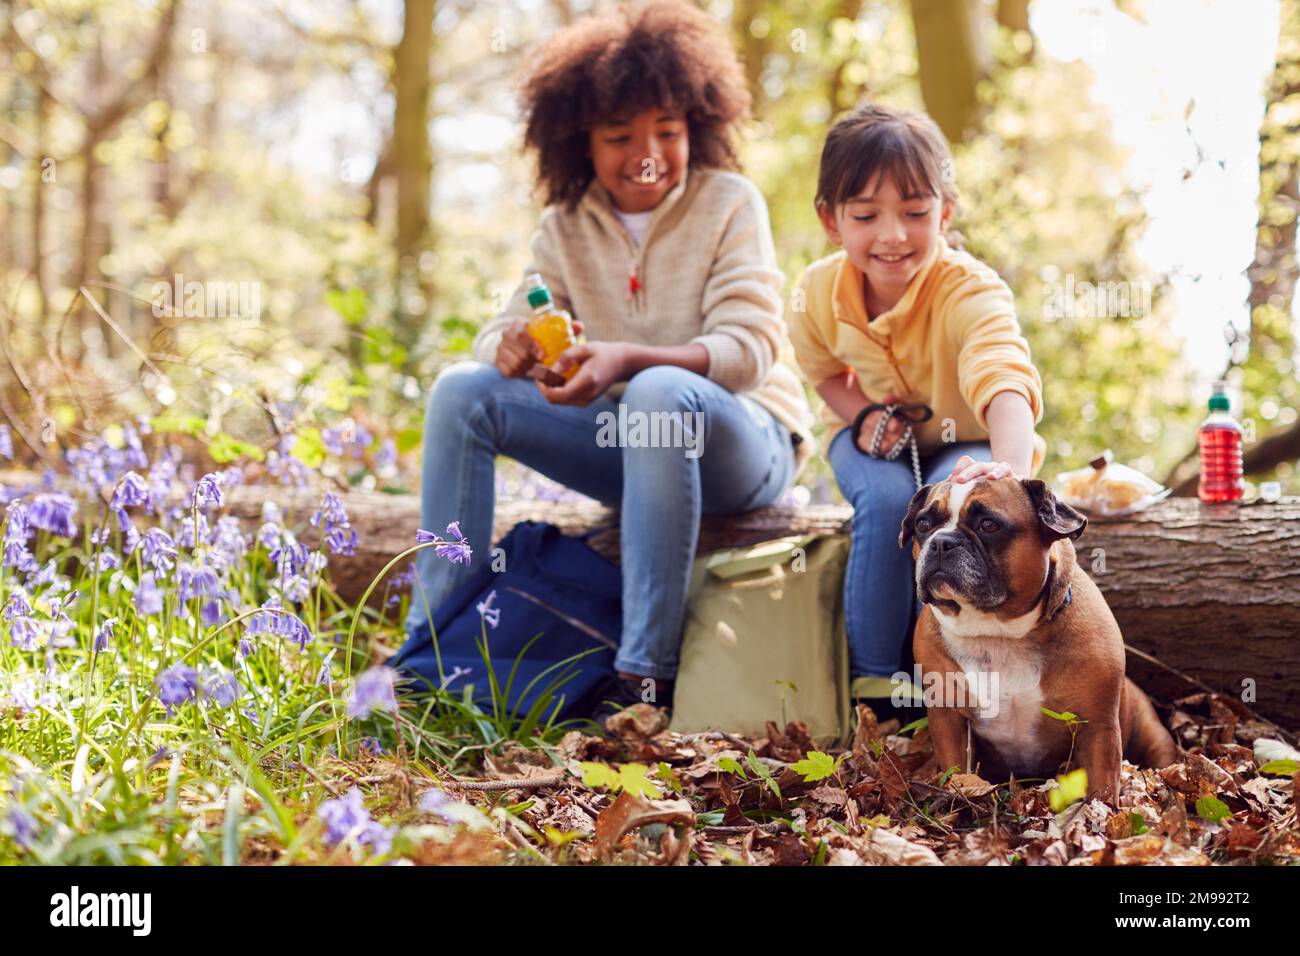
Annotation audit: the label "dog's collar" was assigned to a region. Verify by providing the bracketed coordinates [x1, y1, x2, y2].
[1046, 586, 1072, 621]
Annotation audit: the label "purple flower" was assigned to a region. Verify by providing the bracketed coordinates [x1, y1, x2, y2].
[476, 590, 500, 629]
[316, 649, 336, 687]
[358, 736, 383, 757]
[137, 528, 177, 577]
[110, 471, 150, 530]
[375, 438, 397, 473]
[347, 666, 398, 719]
[93, 616, 117, 652]
[192, 473, 223, 509]
[26, 493, 78, 539]
[317, 787, 394, 853]
[199, 665, 242, 707]
[135, 573, 164, 616]
[311, 492, 358, 557]
[269, 539, 309, 575]
[94, 549, 120, 572]
[156, 662, 199, 713]
[7, 807, 37, 850]
[0, 424, 13, 460]
[3, 501, 36, 572]
[4, 590, 41, 651]
[176, 560, 221, 602]
[244, 603, 312, 651]
[414, 523, 472, 565]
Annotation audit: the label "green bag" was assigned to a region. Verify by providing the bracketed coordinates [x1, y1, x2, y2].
[668, 534, 852, 746]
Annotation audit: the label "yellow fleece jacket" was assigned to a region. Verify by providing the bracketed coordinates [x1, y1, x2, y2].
[787, 238, 1046, 477]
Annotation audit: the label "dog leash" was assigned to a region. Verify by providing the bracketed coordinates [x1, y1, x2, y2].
[851, 402, 934, 489]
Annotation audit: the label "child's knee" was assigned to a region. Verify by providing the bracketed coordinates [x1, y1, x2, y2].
[622, 365, 701, 413]
[427, 361, 503, 423]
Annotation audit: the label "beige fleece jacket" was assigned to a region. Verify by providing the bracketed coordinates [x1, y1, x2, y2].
[472, 166, 817, 475]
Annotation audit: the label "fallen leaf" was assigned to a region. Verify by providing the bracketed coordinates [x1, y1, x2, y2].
[593, 791, 693, 860]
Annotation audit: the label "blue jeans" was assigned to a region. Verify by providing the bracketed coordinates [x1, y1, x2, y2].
[827, 428, 993, 680]
[404, 361, 797, 680]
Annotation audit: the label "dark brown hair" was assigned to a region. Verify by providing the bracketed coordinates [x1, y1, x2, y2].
[815, 103, 959, 214]
[518, 0, 751, 208]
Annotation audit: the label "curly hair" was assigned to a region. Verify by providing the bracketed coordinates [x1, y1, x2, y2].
[518, 0, 751, 208]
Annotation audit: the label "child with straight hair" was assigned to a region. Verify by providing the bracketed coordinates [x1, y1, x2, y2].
[787, 102, 1047, 722]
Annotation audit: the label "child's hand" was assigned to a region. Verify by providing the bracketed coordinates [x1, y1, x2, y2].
[495, 319, 585, 378]
[853, 393, 906, 456]
[537, 340, 626, 406]
[495, 319, 542, 378]
[949, 455, 1020, 483]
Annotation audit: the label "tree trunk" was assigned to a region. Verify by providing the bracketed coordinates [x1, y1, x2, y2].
[909, 0, 989, 143]
[392, 0, 436, 364]
[221, 487, 1300, 729]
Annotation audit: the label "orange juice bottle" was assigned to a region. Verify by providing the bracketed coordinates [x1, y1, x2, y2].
[525, 273, 578, 380]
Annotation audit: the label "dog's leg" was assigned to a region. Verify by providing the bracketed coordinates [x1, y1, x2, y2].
[1122, 677, 1178, 768]
[927, 702, 970, 776]
[1077, 718, 1122, 803]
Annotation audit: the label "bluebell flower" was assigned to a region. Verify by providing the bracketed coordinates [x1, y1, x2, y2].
[476, 590, 500, 629]
[199, 665, 242, 707]
[311, 492, 358, 557]
[375, 438, 397, 473]
[94, 549, 120, 572]
[135, 573, 164, 616]
[156, 662, 199, 713]
[244, 603, 312, 651]
[137, 527, 177, 577]
[7, 806, 37, 850]
[318, 787, 394, 853]
[93, 616, 117, 652]
[358, 736, 383, 757]
[3, 501, 37, 572]
[415, 523, 472, 565]
[26, 493, 78, 539]
[347, 666, 398, 719]
[192, 473, 223, 509]
[110, 471, 150, 530]
[176, 560, 221, 602]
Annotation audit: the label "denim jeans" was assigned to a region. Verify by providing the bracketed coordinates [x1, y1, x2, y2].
[404, 361, 797, 680]
[827, 428, 993, 680]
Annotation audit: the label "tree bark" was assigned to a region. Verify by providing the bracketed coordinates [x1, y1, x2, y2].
[909, 0, 989, 143]
[391, 0, 436, 364]
[222, 487, 1300, 729]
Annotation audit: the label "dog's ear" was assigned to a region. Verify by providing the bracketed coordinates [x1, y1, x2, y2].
[898, 483, 935, 549]
[1022, 479, 1087, 542]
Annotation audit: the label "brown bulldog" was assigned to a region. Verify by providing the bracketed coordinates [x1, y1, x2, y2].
[898, 476, 1176, 802]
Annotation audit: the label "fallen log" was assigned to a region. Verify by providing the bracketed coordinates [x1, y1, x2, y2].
[222, 488, 1300, 730]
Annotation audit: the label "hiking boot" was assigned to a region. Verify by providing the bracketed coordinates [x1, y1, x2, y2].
[588, 673, 674, 729]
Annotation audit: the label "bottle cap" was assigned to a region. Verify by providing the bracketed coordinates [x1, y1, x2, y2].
[1208, 380, 1230, 412]
[525, 273, 552, 309]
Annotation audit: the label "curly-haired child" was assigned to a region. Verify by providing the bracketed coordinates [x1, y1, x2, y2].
[405, 0, 815, 723]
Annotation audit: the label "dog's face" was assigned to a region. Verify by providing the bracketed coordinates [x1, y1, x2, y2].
[898, 478, 1087, 617]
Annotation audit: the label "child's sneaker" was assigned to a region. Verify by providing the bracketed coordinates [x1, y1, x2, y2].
[589, 674, 674, 729]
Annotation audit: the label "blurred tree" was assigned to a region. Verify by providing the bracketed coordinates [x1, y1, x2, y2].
[909, 0, 988, 142]
[1166, 0, 1300, 493]
[392, 0, 435, 369]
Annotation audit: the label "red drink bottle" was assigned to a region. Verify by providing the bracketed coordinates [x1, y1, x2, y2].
[1197, 380, 1244, 503]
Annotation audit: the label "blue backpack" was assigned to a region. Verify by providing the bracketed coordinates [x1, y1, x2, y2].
[391, 521, 621, 723]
